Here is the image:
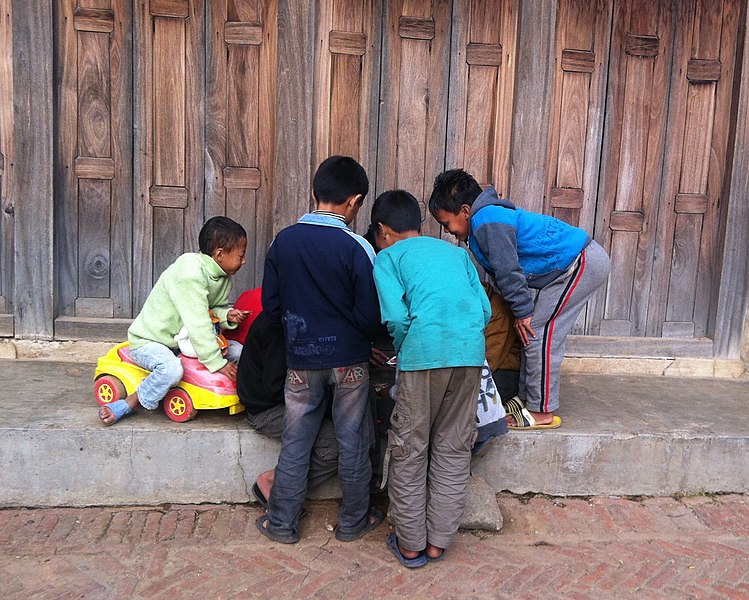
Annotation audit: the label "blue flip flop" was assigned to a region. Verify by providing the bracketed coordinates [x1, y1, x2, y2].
[100, 399, 133, 425]
[386, 533, 427, 568]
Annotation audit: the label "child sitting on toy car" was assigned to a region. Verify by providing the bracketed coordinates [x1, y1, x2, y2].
[99, 216, 251, 425]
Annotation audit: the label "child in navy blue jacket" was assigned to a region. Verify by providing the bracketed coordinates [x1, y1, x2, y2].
[429, 169, 610, 430]
[257, 156, 383, 544]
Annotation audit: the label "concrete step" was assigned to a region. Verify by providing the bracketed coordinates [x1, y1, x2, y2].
[1, 359, 748, 507]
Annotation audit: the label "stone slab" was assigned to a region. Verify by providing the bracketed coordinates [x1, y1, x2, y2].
[0, 360, 748, 507]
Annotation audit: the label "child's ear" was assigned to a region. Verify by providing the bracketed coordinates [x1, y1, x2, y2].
[460, 204, 471, 219]
[349, 193, 364, 209]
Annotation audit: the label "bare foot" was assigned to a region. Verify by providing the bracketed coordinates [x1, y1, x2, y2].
[398, 543, 421, 560]
[257, 469, 275, 501]
[506, 410, 555, 427]
[99, 393, 140, 425]
[426, 543, 444, 560]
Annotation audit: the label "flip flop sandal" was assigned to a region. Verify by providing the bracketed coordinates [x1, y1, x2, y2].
[502, 395, 525, 415]
[335, 508, 383, 542]
[427, 549, 446, 563]
[100, 399, 133, 426]
[386, 533, 427, 568]
[251, 482, 269, 510]
[507, 407, 562, 430]
[255, 514, 299, 544]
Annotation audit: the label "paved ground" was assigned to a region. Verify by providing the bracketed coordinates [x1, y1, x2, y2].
[1, 494, 747, 599]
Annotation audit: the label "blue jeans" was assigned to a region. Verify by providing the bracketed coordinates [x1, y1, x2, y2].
[131, 340, 243, 410]
[130, 343, 184, 410]
[267, 363, 372, 535]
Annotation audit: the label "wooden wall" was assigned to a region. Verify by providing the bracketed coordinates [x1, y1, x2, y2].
[2, 0, 748, 361]
[0, 0, 12, 336]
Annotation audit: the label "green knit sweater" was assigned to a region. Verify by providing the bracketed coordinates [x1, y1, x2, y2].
[128, 252, 236, 372]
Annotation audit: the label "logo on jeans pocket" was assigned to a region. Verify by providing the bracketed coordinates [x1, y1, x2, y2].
[287, 370, 305, 386]
[341, 366, 365, 384]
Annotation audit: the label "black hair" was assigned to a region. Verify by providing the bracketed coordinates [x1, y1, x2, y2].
[363, 223, 381, 254]
[312, 155, 369, 205]
[370, 190, 422, 234]
[428, 168, 484, 215]
[199, 216, 247, 255]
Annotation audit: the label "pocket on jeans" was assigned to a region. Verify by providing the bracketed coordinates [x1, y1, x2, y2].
[387, 406, 412, 460]
[285, 369, 309, 393]
[334, 363, 369, 390]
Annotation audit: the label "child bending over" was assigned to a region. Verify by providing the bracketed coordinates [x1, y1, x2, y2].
[99, 216, 250, 425]
[372, 190, 491, 568]
[429, 169, 610, 430]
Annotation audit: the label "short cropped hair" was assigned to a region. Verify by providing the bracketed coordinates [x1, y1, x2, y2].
[371, 190, 422, 234]
[428, 169, 484, 215]
[199, 216, 247, 255]
[312, 155, 369, 205]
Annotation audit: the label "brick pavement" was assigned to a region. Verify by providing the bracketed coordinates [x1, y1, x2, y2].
[1, 494, 747, 599]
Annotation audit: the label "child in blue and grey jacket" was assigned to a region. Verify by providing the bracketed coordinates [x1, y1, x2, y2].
[372, 190, 491, 568]
[429, 169, 610, 430]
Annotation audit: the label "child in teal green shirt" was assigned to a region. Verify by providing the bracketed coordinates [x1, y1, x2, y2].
[371, 190, 490, 568]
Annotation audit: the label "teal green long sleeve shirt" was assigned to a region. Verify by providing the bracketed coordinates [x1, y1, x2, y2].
[373, 236, 491, 371]
[128, 252, 236, 372]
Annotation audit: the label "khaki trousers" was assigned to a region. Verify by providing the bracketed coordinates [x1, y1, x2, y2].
[387, 367, 481, 551]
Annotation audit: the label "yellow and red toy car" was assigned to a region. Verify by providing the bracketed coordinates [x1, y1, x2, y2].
[93, 342, 244, 423]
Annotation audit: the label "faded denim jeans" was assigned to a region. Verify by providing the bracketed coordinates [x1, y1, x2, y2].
[267, 363, 372, 535]
[131, 340, 242, 410]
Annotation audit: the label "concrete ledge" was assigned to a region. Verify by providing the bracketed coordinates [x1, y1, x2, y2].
[1, 361, 748, 507]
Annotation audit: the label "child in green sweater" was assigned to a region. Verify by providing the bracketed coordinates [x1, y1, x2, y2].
[99, 216, 250, 425]
[371, 190, 491, 567]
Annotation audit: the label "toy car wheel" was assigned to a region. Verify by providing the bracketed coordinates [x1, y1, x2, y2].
[94, 375, 127, 406]
[163, 388, 197, 423]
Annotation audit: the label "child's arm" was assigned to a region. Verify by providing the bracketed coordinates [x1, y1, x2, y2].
[473, 222, 534, 320]
[373, 254, 410, 353]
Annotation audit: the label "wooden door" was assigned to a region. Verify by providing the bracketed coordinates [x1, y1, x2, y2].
[206, 0, 278, 293]
[56, 0, 133, 322]
[312, 0, 381, 232]
[376, 0, 452, 238]
[133, 0, 205, 310]
[591, 0, 741, 340]
[446, 0, 519, 201]
[0, 0, 12, 335]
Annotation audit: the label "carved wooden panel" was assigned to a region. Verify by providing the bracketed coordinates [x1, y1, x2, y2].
[57, 0, 132, 318]
[376, 0, 450, 237]
[0, 0, 12, 329]
[650, 0, 740, 338]
[312, 0, 380, 233]
[206, 0, 277, 293]
[134, 0, 203, 310]
[594, 0, 674, 337]
[446, 0, 518, 235]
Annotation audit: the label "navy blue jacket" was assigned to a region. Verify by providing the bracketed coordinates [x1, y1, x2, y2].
[261, 213, 381, 369]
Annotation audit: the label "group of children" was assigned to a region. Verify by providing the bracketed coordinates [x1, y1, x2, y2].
[98, 156, 610, 568]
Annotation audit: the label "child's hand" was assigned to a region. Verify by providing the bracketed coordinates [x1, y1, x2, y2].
[227, 308, 252, 324]
[369, 347, 391, 367]
[514, 316, 536, 347]
[218, 361, 238, 381]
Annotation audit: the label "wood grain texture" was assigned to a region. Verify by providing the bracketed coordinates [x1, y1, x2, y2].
[377, 0, 450, 239]
[273, 0, 314, 234]
[711, 0, 747, 357]
[0, 0, 13, 318]
[206, 0, 277, 293]
[12, 0, 53, 338]
[314, 0, 380, 235]
[134, 0, 203, 310]
[509, 0, 556, 214]
[78, 179, 111, 299]
[73, 7, 114, 32]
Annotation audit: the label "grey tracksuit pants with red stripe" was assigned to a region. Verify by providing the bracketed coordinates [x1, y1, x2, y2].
[520, 240, 610, 413]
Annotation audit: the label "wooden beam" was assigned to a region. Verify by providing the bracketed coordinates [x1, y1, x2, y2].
[509, 0, 557, 213]
[12, 0, 53, 339]
[713, 4, 749, 359]
[273, 0, 314, 233]
[55, 316, 130, 342]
